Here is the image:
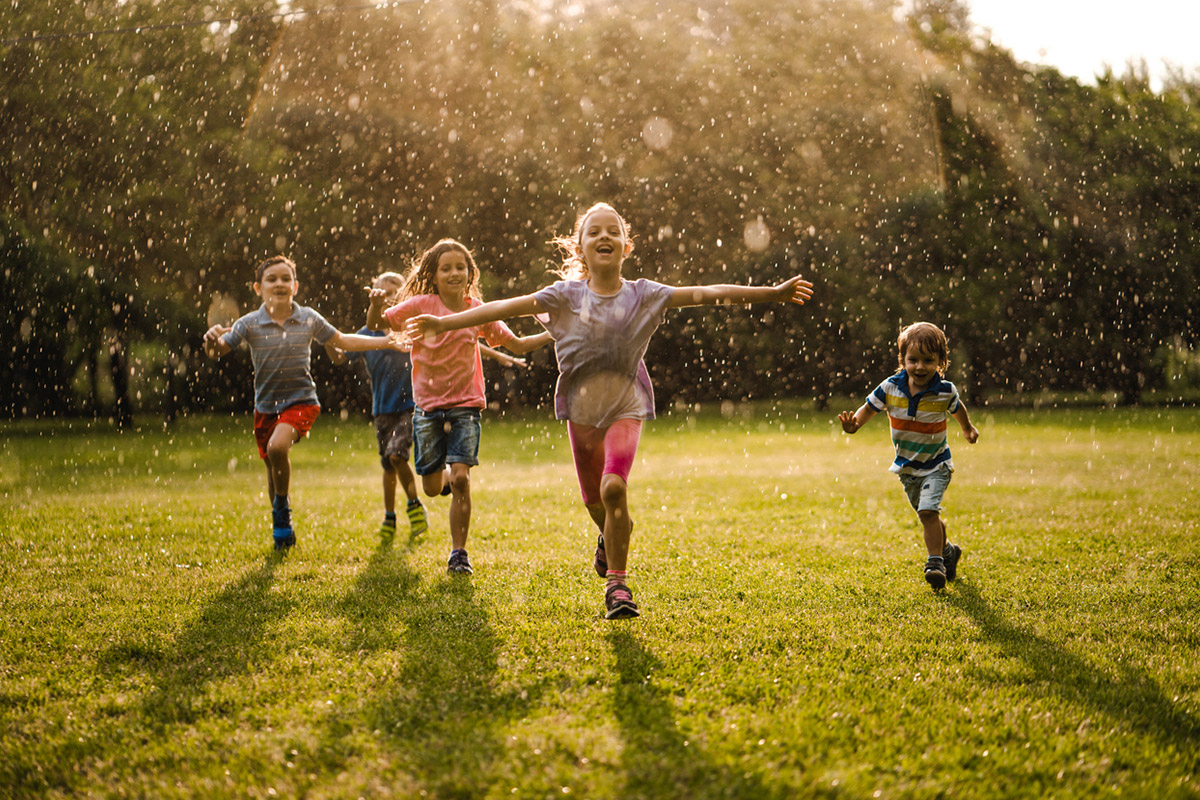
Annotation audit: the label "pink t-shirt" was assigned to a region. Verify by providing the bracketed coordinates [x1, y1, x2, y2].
[383, 294, 516, 410]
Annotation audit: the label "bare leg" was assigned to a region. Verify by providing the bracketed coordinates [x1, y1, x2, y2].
[919, 510, 945, 557]
[599, 474, 633, 572]
[382, 465, 397, 514]
[265, 423, 300, 498]
[446, 462, 471, 551]
[390, 454, 420, 503]
[585, 502, 606, 532]
[422, 465, 451, 497]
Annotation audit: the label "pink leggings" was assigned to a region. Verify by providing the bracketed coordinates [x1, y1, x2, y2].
[567, 418, 643, 505]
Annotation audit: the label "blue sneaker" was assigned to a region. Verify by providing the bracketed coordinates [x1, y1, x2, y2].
[273, 529, 296, 551]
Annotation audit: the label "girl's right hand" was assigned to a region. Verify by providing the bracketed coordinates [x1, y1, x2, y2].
[367, 287, 388, 306]
[776, 276, 815, 305]
[405, 314, 442, 339]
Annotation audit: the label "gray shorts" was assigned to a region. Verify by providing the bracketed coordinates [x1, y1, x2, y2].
[374, 411, 414, 470]
[898, 463, 952, 514]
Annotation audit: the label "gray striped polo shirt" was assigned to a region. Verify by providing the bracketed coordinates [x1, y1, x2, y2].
[222, 303, 338, 414]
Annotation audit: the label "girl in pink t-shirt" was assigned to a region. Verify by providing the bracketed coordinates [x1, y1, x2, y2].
[367, 238, 551, 575]
[405, 204, 814, 619]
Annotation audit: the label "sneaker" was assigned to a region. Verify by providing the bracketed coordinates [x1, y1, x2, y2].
[594, 533, 607, 578]
[604, 583, 640, 620]
[379, 516, 397, 537]
[924, 557, 947, 591]
[447, 549, 473, 575]
[942, 543, 962, 582]
[406, 502, 428, 536]
[273, 529, 296, 551]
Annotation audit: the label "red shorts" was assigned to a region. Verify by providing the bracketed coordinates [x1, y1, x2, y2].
[567, 418, 643, 505]
[253, 404, 321, 460]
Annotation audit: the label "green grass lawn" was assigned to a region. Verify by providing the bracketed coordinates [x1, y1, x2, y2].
[1, 404, 1198, 799]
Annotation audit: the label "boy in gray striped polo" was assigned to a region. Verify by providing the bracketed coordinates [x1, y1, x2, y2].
[203, 255, 405, 551]
[839, 322, 980, 591]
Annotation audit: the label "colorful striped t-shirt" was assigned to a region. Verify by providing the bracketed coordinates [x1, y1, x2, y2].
[865, 371, 961, 476]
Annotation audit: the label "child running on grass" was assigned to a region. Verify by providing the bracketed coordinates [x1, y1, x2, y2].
[333, 270, 535, 540]
[838, 321, 980, 591]
[202, 255, 405, 551]
[366, 239, 552, 575]
[405, 202, 814, 619]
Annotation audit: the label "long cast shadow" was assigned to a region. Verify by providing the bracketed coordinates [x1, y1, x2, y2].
[947, 581, 1199, 747]
[329, 538, 540, 795]
[11, 554, 288, 795]
[607, 629, 808, 800]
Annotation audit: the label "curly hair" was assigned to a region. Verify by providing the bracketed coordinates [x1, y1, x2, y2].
[897, 321, 950, 372]
[549, 202, 635, 281]
[399, 239, 482, 303]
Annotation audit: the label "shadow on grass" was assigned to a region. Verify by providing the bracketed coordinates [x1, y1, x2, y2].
[606, 629, 803, 800]
[327, 536, 539, 794]
[947, 581, 1200, 747]
[8, 554, 288, 795]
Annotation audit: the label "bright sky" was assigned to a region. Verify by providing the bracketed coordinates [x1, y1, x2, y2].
[964, 0, 1200, 89]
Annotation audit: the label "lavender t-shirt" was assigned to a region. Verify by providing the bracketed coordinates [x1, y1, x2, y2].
[533, 278, 674, 428]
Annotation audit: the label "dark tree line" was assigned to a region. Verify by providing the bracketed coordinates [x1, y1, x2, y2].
[2, 0, 1198, 422]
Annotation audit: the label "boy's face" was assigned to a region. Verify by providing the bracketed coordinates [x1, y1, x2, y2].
[434, 250, 471, 299]
[903, 348, 941, 388]
[255, 263, 298, 305]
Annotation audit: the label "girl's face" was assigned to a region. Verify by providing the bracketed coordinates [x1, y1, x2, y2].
[579, 208, 630, 273]
[255, 263, 298, 306]
[434, 249, 471, 299]
[903, 348, 941, 387]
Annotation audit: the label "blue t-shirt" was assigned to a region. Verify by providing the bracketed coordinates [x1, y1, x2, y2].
[346, 327, 415, 416]
[222, 303, 337, 414]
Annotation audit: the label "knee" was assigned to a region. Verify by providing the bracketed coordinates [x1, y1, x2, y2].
[266, 441, 291, 463]
[599, 475, 627, 507]
[918, 510, 939, 525]
[449, 469, 471, 494]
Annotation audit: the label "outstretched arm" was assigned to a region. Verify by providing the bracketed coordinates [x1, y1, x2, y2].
[838, 403, 877, 434]
[503, 330, 554, 356]
[327, 330, 405, 353]
[668, 275, 813, 308]
[202, 325, 233, 359]
[366, 288, 389, 331]
[406, 294, 545, 339]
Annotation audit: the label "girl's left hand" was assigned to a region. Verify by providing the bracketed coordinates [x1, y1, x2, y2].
[405, 314, 442, 339]
[776, 276, 815, 305]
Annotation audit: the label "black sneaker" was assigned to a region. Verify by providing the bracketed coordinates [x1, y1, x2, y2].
[604, 583, 640, 620]
[447, 549, 473, 575]
[942, 543, 962, 582]
[924, 557, 946, 591]
[594, 533, 607, 578]
[273, 530, 296, 551]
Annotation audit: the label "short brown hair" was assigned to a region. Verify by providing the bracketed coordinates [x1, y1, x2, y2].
[255, 255, 296, 282]
[897, 321, 949, 372]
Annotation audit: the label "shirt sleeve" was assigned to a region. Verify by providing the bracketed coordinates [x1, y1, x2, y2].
[223, 316, 250, 349]
[866, 382, 888, 411]
[480, 319, 517, 348]
[945, 381, 962, 413]
[309, 309, 338, 346]
[383, 297, 420, 330]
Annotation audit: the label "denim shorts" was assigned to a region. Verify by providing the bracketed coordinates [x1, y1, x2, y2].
[898, 463, 953, 514]
[413, 407, 481, 476]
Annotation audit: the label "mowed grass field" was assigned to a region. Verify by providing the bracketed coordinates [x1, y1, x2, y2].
[1, 404, 1197, 799]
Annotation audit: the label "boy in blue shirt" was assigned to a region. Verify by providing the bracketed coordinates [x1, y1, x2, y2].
[202, 255, 404, 551]
[839, 321, 980, 591]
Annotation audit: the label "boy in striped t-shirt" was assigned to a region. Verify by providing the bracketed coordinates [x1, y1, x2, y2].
[839, 322, 980, 591]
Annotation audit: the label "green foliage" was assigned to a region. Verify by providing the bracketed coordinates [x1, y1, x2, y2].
[1, 408, 1198, 797]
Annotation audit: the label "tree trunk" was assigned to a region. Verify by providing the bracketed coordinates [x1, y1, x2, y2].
[108, 331, 134, 429]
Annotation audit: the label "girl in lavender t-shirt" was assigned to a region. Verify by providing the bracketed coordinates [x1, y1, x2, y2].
[405, 204, 814, 619]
